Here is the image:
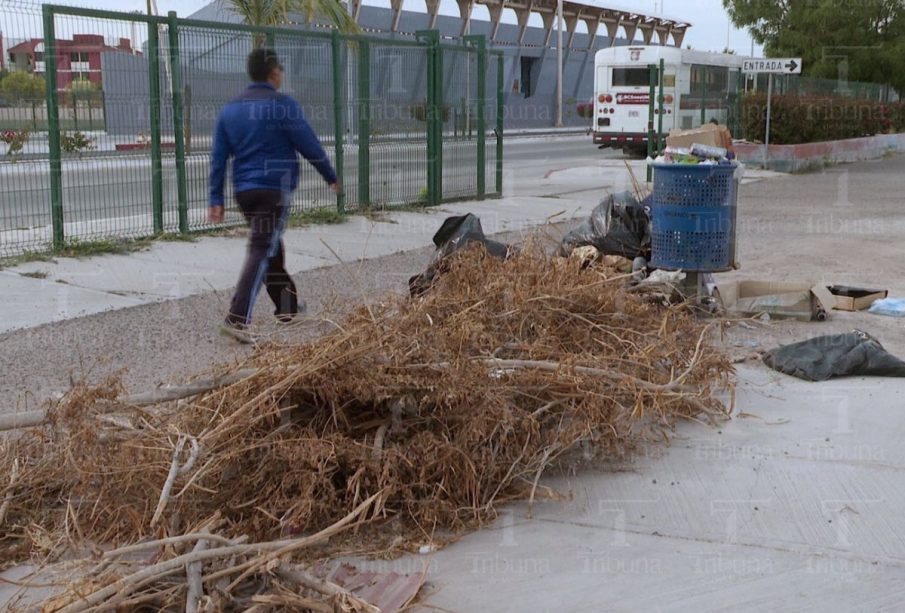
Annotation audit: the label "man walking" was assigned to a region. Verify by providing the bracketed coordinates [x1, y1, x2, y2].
[209, 48, 339, 342]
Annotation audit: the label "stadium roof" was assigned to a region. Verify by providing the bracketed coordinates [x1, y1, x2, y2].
[348, 0, 691, 47]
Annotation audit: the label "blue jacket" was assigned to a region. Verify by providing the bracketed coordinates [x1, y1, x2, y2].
[209, 82, 337, 206]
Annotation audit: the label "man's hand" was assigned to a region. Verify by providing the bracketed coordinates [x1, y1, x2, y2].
[330, 181, 342, 195]
[208, 205, 224, 224]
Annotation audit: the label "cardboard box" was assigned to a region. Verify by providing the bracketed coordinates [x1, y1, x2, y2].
[827, 285, 888, 312]
[715, 280, 835, 321]
[666, 123, 734, 152]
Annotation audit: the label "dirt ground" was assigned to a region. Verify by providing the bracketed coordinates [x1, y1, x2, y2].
[2, 154, 904, 411]
[719, 154, 905, 359]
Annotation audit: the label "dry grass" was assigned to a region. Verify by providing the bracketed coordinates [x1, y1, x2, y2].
[0, 243, 732, 609]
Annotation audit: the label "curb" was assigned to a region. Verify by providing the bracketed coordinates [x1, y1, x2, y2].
[735, 133, 905, 172]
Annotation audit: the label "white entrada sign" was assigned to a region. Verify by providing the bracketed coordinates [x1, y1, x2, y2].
[743, 57, 805, 169]
[742, 58, 802, 74]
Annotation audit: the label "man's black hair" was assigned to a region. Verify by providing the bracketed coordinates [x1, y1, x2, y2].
[247, 48, 281, 82]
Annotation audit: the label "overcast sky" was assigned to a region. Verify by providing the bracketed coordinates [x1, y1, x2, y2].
[7, 0, 763, 55]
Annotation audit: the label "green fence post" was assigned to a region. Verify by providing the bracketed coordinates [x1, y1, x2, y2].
[148, 21, 163, 234]
[416, 30, 440, 206]
[435, 37, 443, 204]
[646, 64, 655, 183]
[167, 11, 189, 234]
[657, 58, 664, 154]
[331, 31, 345, 213]
[465, 35, 486, 199]
[43, 5, 64, 249]
[357, 40, 370, 208]
[699, 65, 706, 126]
[495, 52, 503, 197]
[734, 69, 743, 139]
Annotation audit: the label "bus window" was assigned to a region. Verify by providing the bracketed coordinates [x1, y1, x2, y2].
[691, 65, 729, 96]
[708, 66, 729, 94]
[612, 67, 658, 87]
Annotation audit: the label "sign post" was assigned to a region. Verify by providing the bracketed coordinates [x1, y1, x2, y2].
[742, 58, 802, 169]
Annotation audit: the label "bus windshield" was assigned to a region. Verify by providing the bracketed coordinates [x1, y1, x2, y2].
[612, 67, 658, 87]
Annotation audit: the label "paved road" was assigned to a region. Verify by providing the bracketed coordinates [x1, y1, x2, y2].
[0, 136, 604, 237]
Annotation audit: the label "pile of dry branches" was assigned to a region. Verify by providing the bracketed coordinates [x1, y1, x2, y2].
[0, 245, 732, 610]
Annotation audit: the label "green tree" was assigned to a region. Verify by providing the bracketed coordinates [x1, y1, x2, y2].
[0, 71, 45, 102]
[723, 0, 905, 94]
[226, 0, 359, 37]
[67, 78, 103, 104]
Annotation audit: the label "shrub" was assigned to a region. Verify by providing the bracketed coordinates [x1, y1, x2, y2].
[1, 129, 30, 156]
[890, 102, 905, 133]
[65, 78, 103, 105]
[741, 93, 899, 145]
[60, 131, 96, 155]
[0, 71, 44, 102]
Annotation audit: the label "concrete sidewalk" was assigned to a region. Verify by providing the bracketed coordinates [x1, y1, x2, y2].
[350, 364, 905, 612]
[0, 155, 782, 334]
[0, 196, 591, 334]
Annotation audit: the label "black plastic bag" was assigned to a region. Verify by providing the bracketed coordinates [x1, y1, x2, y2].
[762, 330, 905, 381]
[559, 191, 651, 259]
[409, 214, 511, 296]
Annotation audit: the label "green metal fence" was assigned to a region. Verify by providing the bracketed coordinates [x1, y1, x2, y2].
[750, 73, 896, 103]
[0, 2, 503, 257]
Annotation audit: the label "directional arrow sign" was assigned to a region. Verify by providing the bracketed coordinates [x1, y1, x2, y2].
[742, 58, 803, 75]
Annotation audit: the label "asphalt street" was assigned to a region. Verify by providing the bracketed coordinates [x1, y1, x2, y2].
[0, 136, 606, 238]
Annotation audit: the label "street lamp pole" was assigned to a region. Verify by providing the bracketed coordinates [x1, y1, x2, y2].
[555, 0, 563, 127]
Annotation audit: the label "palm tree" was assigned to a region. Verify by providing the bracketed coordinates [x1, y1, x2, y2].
[223, 0, 360, 35]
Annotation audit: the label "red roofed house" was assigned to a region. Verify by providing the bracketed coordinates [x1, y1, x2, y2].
[6, 34, 137, 90]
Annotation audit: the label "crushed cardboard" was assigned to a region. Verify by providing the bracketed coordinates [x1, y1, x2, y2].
[666, 123, 734, 152]
[716, 280, 835, 322]
[828, 286, 889, 312]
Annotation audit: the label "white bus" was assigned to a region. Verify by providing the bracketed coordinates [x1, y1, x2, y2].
[591, 46, 747, 151]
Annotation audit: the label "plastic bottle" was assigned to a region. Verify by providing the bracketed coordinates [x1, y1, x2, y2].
[690, 143, 728, 159]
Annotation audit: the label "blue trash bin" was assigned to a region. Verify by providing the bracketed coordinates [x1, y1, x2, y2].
[650, 163, 738, 272]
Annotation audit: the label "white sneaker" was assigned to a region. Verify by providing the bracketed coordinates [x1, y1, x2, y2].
[219, 322, 255, 344]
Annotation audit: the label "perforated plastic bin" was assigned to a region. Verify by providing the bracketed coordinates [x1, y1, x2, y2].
[650, 163, 739, 272]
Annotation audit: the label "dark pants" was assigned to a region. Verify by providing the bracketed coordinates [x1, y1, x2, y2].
[226, 189, 298, 327]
